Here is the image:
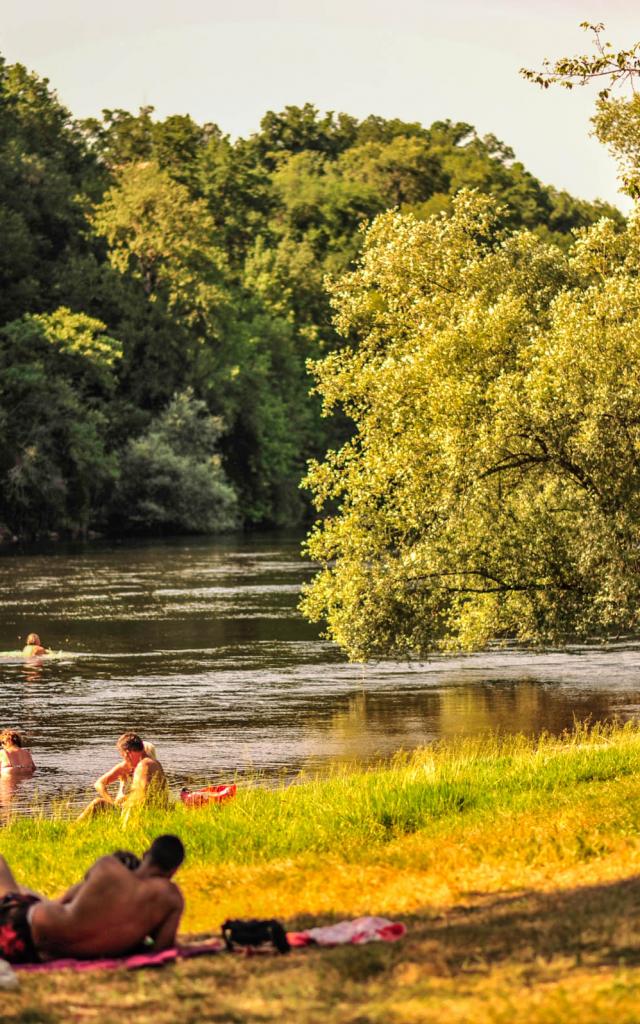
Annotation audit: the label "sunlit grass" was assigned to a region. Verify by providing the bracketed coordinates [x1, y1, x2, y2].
[5, 722, 640, 1022]
[3, 720, 640, 925]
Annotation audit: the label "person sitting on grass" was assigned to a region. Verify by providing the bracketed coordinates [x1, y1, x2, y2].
[22, 633, 47, 657]
[77, 732, 168, 821]
[0, 730, 35, 776]
[0, 834, 185, 963]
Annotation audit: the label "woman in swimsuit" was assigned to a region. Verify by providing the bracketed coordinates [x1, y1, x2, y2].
[22, 633, 47, 657]
[0, 730, 35, 775]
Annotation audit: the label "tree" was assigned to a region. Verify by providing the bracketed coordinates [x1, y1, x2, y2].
[252, 104, 358, 165]
[521, 22, 640, 198]
[113, 389, 238, 534]
[0, 309, 121, 537]
[0, 59, 100, 323]
[301, 192, 640, 659]
[91, 161, 228, 328]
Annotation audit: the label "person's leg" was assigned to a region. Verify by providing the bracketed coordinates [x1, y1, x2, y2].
[0, 855, 21, 898]
[76, 797, 112, 822]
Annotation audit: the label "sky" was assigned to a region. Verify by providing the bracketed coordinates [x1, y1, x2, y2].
[1, 0, 637, 211]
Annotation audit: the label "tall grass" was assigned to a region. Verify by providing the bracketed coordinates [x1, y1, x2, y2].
[5, 722, 640, 1024]
[3, 721, 640, 897]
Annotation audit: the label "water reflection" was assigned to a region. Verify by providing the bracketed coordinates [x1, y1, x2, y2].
[0, 771, 35, 822]
[21, 659, 46, 685]
[0, 534, 640, 811]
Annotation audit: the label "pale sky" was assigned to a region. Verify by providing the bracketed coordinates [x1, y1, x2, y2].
[1, 0, 637, 210]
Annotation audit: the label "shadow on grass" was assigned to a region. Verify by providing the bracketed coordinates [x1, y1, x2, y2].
[5, 879, 640, 1024]
[402, 872, 640, 972]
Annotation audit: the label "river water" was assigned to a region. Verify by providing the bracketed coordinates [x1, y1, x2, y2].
[1, 533, 640, 810]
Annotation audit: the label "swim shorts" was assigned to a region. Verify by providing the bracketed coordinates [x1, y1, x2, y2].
[0, 892, 41, 963]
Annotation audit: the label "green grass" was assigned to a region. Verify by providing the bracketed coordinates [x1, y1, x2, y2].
[4, 722, 640, 1021]
[5, 721, 640, 888]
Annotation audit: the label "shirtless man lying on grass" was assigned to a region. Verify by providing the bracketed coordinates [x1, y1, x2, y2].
[0, 834, 185, 964]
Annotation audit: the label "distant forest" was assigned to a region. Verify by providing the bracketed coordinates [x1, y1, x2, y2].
[0, 56, 624, 540]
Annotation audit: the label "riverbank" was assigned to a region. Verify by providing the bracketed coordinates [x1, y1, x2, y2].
[5, 723, 640, 1022]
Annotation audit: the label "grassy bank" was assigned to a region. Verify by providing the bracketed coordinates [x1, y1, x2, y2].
[6, 723, 640, 1022]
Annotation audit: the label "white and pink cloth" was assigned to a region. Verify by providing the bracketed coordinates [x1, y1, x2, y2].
[288, 916, 406, 947]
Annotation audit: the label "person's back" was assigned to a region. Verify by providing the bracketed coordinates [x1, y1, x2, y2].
[126, 753, 168, 808]
[0, 731, 35, 775]
[22, 633, 47, 658]
[30, 836, 184, 960]
[77, 733, 167, 821]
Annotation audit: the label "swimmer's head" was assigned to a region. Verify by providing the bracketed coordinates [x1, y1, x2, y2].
[0, 729, 26, 748]
[143, 741, 157, 759]
[25, 634, 41, 646]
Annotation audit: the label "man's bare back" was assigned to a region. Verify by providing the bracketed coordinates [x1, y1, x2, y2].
[31, 858, 183, 959]
[127, 755, 167, 807]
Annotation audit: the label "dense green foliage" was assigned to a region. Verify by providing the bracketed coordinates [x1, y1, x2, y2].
[0, 55, 622, 539]
[302, 193, 639, 657]
[303, 25, 638, 659]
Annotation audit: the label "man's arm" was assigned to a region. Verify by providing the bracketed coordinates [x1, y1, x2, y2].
[149, 889, 184, 951]
[58, 882, 83, 904]
[94, 762, 128, 803]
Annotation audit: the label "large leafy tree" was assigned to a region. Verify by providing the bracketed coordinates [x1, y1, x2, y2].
[0, 59, 100, 324]
[301, 192, 640, 659]
[91, 160, 237, 410]
[92, 161, 228, 327]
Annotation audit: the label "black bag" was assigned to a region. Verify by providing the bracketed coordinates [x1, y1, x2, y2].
[221, 918, 290, 954]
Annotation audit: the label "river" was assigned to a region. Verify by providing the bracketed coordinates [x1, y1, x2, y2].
[1, 533, 640, 810]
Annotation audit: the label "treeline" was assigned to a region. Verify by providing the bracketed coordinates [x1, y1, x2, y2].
[0, 56, 623, 540]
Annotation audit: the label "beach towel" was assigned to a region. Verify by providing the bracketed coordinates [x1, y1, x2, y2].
[14, 940, 224, 974]
[13, 917, 406, 973]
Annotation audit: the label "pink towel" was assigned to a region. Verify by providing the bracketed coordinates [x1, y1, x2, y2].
[15, 940, 223, 973]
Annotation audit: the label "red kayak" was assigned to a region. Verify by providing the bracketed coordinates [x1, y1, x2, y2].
[180, 783, 237, 808]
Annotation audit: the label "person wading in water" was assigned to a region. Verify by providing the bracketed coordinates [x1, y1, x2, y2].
[0, 730, 35, 776]
[22, 634, 47, 657]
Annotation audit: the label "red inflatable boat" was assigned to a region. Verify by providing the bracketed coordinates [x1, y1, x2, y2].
[179, 783, 237, 808]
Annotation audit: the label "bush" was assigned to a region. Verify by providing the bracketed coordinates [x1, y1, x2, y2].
[114, 390, 238, 533]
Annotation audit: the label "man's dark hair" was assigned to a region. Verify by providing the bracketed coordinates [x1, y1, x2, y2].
[116, 731, 144, 754]
[147, 835, 185, 874]
[112, 849, 141, 871]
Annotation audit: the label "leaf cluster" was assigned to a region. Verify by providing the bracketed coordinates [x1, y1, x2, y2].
[521, 22, 640, 100]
